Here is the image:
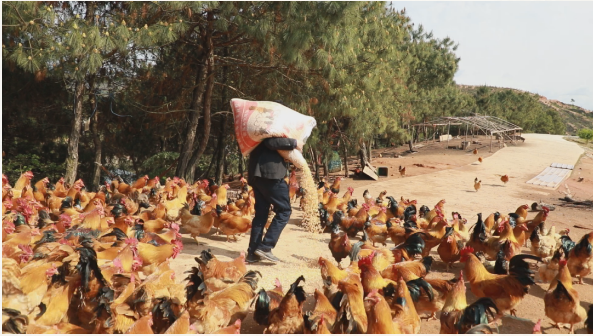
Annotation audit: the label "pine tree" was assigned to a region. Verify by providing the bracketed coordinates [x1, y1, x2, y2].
[2, 1, 188, 185]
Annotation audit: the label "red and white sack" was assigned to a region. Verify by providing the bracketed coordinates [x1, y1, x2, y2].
[231, 99, 317, 157]
[231, 98, 321, 232]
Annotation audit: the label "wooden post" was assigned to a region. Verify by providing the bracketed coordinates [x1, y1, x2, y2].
[490, 131, 493, 153]
[446, 121, 451, 148]
[465, 123, 468, 142]
[432, 126, 436, 143]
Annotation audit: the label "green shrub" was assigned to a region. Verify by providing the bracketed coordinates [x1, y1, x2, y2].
[577, 128, 593, 143]
[2, 154, 65, 183]
[138, 152, 179, 179]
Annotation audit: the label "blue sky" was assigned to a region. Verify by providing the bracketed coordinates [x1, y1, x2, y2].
[390, 1, 593, 110]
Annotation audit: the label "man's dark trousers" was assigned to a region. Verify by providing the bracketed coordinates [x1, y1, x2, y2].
[248, 176, 292, 255]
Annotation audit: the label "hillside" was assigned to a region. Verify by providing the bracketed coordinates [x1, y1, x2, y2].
[459, 84, 593, 135]
[538, 97, 593, 134]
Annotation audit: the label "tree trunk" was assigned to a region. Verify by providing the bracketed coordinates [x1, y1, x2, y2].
[185, 12, 215, 183]
[200, 154, 215, 180]
[215, 47, 229, 186]
[237, 142, 244, 176]
[175, 46, 208, 179]
[214, 119, 227, 185]
[223, 154, 229, 176]
[64, 81, 85, 185]
[309, 148, 319, 181]
[367, 139, 372, 163]
[342, 141, 349, 178]
[359, 140, 368, 168]
[323, 153, 329, 178]
[90, 92, 102, 191]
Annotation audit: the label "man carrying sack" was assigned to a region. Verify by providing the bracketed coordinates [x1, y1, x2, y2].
[231, 98, 317, 262]
[246, 137, 297, 263]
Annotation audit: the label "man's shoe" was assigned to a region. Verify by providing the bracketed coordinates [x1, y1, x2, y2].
[246, 253, 260, 264]
[255, 249, 281, 263]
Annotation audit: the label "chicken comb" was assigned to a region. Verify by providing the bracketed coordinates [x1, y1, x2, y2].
[542, 206, 550, 212]
[59, 213, 72, 222]
[357, 253, 374, 267]
[533, 319, 542, 333]
[460, 246, 474, 256]
[113, 258, 123, 270]
[366, 288, 380, 299]
[559, 260, 567, 267]
[18, 244, 33, 254]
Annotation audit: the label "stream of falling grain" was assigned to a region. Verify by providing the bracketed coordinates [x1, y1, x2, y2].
[279, 149, 322, 233]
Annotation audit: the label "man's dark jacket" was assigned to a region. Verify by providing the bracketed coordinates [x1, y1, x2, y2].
[248, 137, 297, 185]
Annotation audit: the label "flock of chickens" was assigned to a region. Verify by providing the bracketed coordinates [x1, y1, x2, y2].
[314, 177, 593, 334]
[2, 171, 258, 334]
[2, 168, 593, 334]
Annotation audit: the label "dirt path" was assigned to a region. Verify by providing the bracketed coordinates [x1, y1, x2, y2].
[171, 134, 592, 334]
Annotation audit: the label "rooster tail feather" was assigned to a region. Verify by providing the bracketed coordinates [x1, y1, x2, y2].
[303, 312, 314, 332]
[240, 270, 262, 290]
[131, 224, 145, 240]
[200, 249, 215, 264]
[529, 227, 539, 242]
[575, 234, 593, 255]
[253, 289, 271, 326]
[421, 256, 434, 273]
[349, 241, 364, 262]
[184, 267, 206, 301]
[289, 275, 306, 293]
[406, 278, 434, 302]
[35, 230, 57, 245]
[330, 291, 344, 311]
[585, 304, 593, 331]
[76, 246, 107, 292]
[456, 297, 499, 333]
[404, 233, 425, 256]
[288, 275, 307, 303]
[36, 303, 47, 318]
[152, 297, 177, 331]
[559, 236, 576, 257]
[1, 309, 28, 334]
[103, 227, 129, 241]
[471, 213, 487, 243]
[93, 286, 115, 319]
[509, 254, 541, 286]
[382, 283, 397, 298]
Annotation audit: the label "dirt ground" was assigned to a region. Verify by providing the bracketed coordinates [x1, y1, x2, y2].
[170, 134, 593, 334]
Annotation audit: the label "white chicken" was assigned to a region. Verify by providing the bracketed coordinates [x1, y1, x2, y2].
[530, 224, 557, 259]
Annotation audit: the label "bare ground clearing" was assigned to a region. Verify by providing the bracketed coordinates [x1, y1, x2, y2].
[171, 134, 593, 334]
